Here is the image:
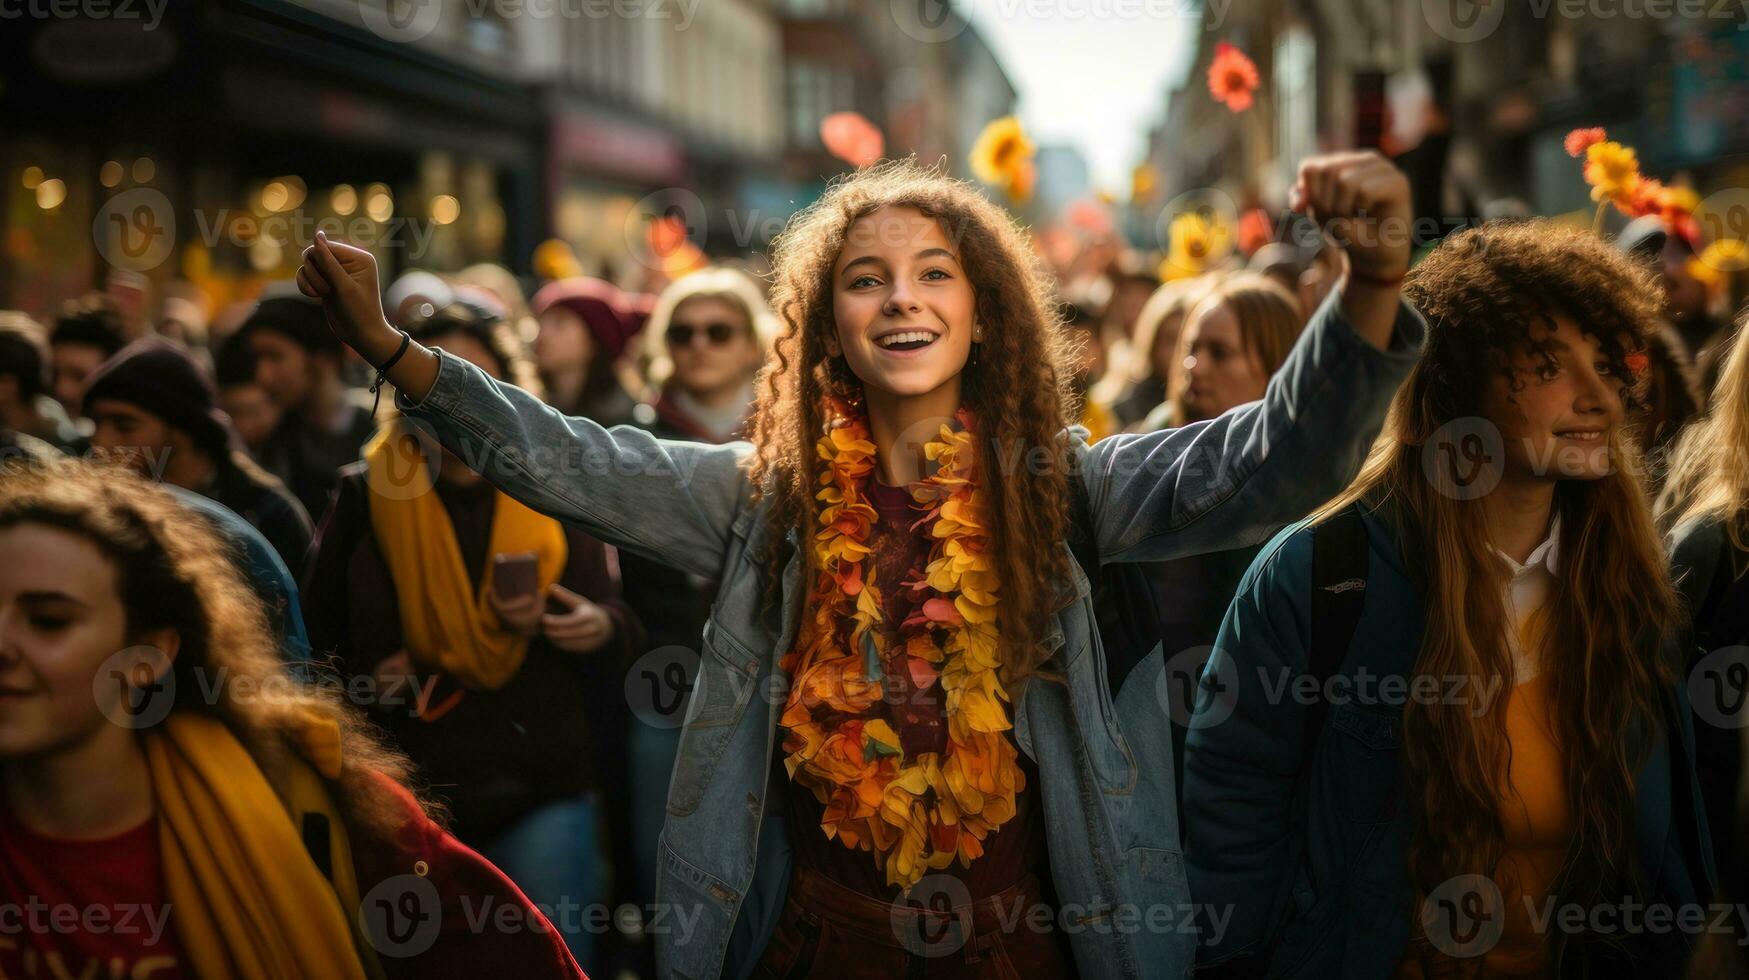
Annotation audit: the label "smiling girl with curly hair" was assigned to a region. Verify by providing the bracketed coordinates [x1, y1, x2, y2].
[300, 152, 1425, 978]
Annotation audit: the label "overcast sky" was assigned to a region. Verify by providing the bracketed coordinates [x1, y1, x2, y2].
[963, 0, 1201, 192]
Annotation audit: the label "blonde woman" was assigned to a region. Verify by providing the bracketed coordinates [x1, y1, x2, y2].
[1660, 313, 1749, 916]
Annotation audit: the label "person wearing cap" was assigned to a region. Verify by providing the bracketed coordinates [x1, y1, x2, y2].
[530, 277, 642, 427]
[0, 311, 82, 452]
[1618, 212, 1724, 360]
[86, 336, 315, 570]
[245, 294, 377, 521]
[385, 270, 455, 327]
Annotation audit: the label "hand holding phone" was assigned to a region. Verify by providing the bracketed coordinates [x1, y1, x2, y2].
[489, 552, 543, 636]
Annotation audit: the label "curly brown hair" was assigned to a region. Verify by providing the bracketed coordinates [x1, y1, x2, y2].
[1320, 219, 1676, 973]
[748, 159, 1075, 682]
[0, 458, 438, 846]
[1403, 220, 1660, 421]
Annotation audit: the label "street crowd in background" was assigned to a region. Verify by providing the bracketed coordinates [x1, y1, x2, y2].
[4, 130, 1749, 979]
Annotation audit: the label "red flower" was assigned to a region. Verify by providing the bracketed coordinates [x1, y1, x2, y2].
[1208, 42, 1259, 113]
[821, 111, 884, 169]
[1565, 127, 1607, 158]
[1624, 351, 1649, 376]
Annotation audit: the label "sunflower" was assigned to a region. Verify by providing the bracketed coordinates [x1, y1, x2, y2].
[1161, 211, 1230, 281]
[969, 116, 1035, 188]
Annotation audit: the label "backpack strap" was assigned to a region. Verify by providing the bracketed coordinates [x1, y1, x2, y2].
[1305, 505, 1369, 750]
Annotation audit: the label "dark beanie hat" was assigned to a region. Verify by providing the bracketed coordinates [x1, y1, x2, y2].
[82, 338, 233, 458]
[531, 277, 638, 362]
[242, 294, 338, 355]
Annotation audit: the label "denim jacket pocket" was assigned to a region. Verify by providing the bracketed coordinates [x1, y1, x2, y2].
[668, 618, 759, 816]
[1327, 702, 1403, 824]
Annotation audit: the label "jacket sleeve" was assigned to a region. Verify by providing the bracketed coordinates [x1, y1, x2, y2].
[398, 350, 751, 580]
[1183, 526, 1316, 968]
[362, 777, 588, 980]
[1080, 290, 1425, 564]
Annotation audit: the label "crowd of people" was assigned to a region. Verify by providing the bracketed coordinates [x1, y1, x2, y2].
[2, 147, 1749, 978]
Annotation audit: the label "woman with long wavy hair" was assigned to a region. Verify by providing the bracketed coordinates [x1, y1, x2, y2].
[1186, 221, 1714, 977]
[297, 153, 1426, 978]
[0, 459, 583, 979]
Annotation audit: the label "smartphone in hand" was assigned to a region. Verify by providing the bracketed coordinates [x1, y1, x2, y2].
[491, 551, 541, 603]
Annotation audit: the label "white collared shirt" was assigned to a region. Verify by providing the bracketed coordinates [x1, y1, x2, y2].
[1496, 514, 1562, 683]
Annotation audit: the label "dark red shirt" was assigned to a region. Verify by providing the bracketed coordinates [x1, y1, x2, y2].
[0, 808, 186, 979]
[780, 476, 1047, 902]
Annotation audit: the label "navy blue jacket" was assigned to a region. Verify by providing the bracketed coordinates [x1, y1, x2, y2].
[1185, 502, 1715, 977]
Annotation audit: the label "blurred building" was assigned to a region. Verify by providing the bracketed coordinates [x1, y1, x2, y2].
[776, 0, 1005, 208]
[2, 1, 547, 320]
[1033, 145, 1094, 219]
[1, 0, 1025, 321]
[1138, 0, 1749, 254]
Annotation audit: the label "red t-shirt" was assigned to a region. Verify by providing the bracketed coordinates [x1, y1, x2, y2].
[0, 807, 186, 979]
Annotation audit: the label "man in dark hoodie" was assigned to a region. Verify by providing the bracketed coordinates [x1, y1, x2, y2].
[83, 336, 314, 570]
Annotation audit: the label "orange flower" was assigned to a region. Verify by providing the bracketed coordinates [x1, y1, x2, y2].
[820, 111, 884, 169]
[1207, 42, 1259, 113]
[1564, 127, 1607, 158]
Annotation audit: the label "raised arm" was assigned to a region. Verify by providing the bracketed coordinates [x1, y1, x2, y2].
[296, 233, 747, 578]
[1080, 153, 1425, 563]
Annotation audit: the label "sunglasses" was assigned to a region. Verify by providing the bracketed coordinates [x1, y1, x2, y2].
[665, 321, 741, 347]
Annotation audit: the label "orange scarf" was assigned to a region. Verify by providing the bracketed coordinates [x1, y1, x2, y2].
[144, 712, 382, 979]
[364, 418, 568, 690]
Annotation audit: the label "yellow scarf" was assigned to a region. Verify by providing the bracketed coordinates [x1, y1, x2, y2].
[144, 713, 382, 980]
[363, 419, 568, 691]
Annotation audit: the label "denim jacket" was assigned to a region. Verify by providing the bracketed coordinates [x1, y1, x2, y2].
[1184, 503, 1716, 977]
[397, 291, 1427, 979]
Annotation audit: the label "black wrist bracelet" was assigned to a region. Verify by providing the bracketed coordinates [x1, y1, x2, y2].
[367, 331, 413, 418]
[373, 330, 413, 375]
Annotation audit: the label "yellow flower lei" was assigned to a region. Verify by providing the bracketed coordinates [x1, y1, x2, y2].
[777, 397, 1023, 890]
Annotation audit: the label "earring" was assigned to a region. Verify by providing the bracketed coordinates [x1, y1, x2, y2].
[971, 325, 982, 365]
